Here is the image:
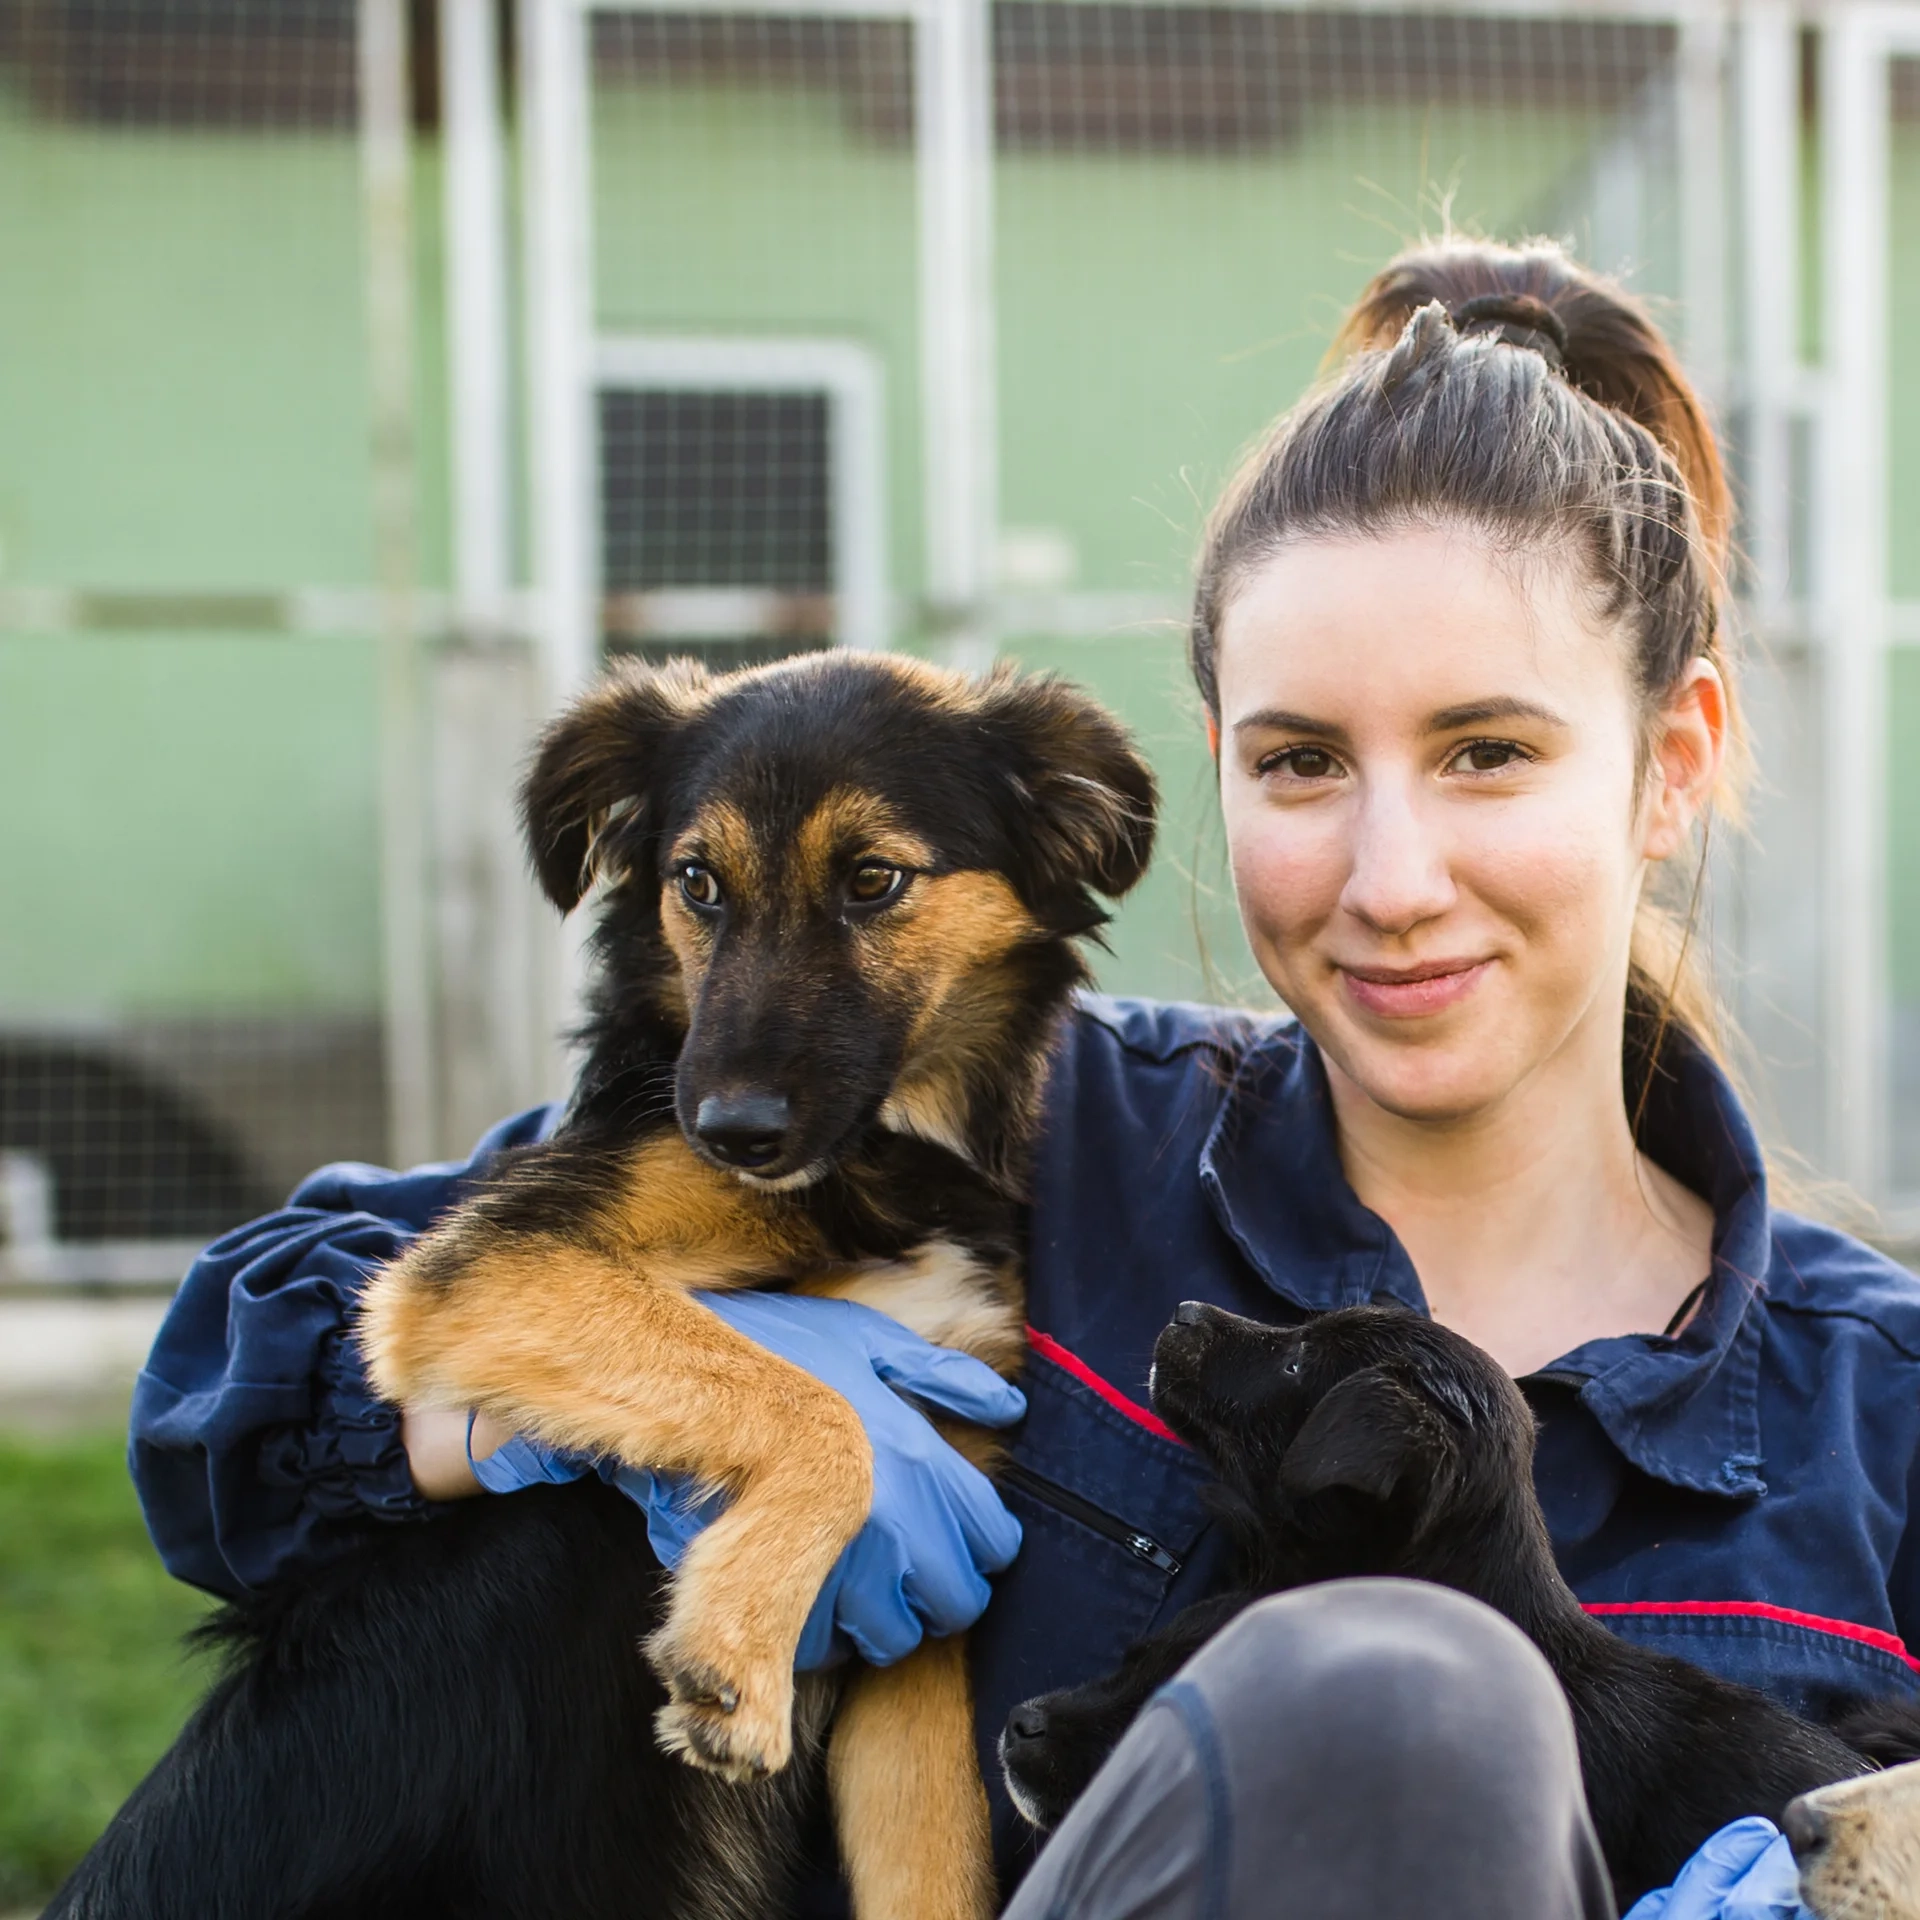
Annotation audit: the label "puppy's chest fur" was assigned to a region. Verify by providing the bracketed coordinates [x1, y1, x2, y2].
[539, 1111, 1030, 1374]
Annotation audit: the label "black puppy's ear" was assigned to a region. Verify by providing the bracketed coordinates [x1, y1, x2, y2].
[520, 659, 709, 912]
[972, 670, 1158, 911]
[1278, 1366, 1432, 1503]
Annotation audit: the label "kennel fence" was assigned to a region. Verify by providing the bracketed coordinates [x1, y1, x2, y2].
[1, 0, 1916, 1291]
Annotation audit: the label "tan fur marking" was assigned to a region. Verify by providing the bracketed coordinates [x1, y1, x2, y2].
[790, 788, 935, 901]
[357, 1134, 863, 1780]
[1793, 1761, 1920, 1920]
[803, 1241, 1025, 1377]
[859, 870, 1036, 1041]
[669, 798, 764, 905]
[830, 1637, 996, 1920]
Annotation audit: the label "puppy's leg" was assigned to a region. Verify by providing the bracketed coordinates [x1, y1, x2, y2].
[361, 1242, 870, 1781]
[830, 1635, 995, 1920]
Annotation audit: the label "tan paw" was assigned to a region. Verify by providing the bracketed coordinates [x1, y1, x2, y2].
[646, 1633, 795, 1781]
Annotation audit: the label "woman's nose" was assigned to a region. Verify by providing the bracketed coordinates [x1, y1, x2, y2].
[1338, 786, 1456, 934]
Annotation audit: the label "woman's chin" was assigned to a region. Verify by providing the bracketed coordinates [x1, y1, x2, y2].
[1315, 1019, 1525, 1128]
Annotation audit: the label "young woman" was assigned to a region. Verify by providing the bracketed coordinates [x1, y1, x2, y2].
[132, 243, 1920, 1918]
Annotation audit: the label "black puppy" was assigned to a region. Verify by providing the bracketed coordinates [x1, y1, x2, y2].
[1002, 1303, 1894, 1909]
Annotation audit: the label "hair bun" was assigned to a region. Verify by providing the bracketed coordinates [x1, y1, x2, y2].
[1447, 293, 1569, 371]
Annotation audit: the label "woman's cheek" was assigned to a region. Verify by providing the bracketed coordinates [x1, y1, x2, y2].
[1225, 804, 1345, 981]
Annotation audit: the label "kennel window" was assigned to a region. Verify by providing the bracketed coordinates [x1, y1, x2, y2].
[593, 338, 887, 667]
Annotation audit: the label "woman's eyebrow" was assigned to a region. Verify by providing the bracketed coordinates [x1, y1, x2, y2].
[1231, 708, 1349, 743]
[1427, 697, 1569, 732]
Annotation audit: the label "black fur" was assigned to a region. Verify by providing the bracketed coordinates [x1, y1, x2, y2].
[50, 653, 1156, 1920]
[1001, 1304, 1906, 1910]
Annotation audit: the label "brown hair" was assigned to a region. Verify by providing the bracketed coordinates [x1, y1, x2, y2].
[1190, 238, 1741, 1096]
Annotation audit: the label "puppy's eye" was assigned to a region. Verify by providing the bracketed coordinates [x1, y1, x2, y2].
[678, 863, 723, 911]
[1282, 1356, 1303, 1377]
[846, 862, 907, 908]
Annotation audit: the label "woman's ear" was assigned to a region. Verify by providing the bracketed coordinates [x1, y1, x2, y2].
[972, 670, 1159, 911]
[1640, 657, 1727, 863]
[519, 659, 709, 912]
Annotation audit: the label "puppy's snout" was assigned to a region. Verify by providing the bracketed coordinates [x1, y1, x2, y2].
[1173, 1300, 1211, 1327]
[693, 1091, 793, 1170]
[1004, 1701, 1050, 1748]
[1784, 1796, 1831, 1862]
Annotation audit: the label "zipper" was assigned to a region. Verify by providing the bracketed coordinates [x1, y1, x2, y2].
[999, 1459, 1182, 1575]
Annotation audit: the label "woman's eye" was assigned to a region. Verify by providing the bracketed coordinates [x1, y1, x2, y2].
[1262, 746, 1341, 781]
[678, 863, 722, 910]
[1448, 739, 1528, 775]
[847, 862, 907, 908]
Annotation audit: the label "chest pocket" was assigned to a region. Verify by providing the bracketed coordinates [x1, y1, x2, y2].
[1587, 1603, 1920, 1719]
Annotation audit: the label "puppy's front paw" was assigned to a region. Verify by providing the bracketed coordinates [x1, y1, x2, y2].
[647, 1627, 794, 1781]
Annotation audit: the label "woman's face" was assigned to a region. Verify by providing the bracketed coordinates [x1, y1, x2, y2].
[1214, 523, 1715, 1127]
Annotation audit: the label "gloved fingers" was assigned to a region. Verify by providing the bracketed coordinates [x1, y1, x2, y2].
[928, 1449, 1025, 1574]
[896, 1519, 996, 1638]
[1622, 1820, 1796, 1920]
[793, 1580, 853, 1672]
[828, 1529, 927, 1667]
[468, 1426, 594, 1494]
[869, 1339, 1028, 1427]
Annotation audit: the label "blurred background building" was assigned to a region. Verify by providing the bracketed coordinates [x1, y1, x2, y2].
[0, 0, 1916, 1295]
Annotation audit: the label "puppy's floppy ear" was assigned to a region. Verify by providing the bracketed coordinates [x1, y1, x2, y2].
[1278, 1366, 1434, 1504]
[972, 669, 1158, 914]
[520, 659, 709, 911]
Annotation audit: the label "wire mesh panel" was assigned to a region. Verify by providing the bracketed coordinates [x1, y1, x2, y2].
[0, 0, 389, 1280]
[599, 386, 838, 666]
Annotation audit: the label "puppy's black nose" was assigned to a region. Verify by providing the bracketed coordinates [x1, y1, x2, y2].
[1173, 1300, 1210, 1327]
[694, 1092, 792, 1170]
[1005, 1703, 1049, 1747]
[1783, 1797, 1830, 1861]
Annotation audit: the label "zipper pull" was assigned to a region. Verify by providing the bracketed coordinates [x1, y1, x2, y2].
[1127, 1533, 1181, 1575]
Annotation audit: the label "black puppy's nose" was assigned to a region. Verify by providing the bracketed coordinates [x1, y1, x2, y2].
[694, 1092, 792, 1170]
[1173, 1300, 1210, 1327]
[1005, 1703, 1050, 1747]
[1783, 1797, 1830, 1861]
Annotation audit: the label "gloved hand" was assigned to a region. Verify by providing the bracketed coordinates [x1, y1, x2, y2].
[468, 1289, 1026, 1669]
[1622, 1819, 1812, 1920]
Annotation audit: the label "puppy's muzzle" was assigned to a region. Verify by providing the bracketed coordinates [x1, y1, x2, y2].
[1784, 1795, 1830, 1863]
[693, 1091, 793, 1171]
[1003, 1701, 1050, 1753]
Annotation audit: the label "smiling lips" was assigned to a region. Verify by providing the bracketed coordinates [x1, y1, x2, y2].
[1339, 958, 1492, 1018]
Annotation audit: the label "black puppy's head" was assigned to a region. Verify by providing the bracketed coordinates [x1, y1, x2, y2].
[1000, 1304, 1538, 1830]
[1149, 1302, 1532, 1572]
[521, 653, 1155, 1187]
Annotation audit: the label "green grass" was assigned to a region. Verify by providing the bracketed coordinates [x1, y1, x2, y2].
[0, 1429, 212, 1909]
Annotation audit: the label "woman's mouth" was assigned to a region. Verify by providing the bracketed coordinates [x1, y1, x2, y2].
[1338, 958, 1492, 1019]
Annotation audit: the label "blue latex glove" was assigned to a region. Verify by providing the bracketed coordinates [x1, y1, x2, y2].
[1622, 1819, 1812, 1920]
[469, 1290, 1026, 1669]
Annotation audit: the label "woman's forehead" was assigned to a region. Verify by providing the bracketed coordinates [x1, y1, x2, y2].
[1215, 524, 1621, 724]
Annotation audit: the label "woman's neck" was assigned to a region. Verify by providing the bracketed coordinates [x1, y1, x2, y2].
[1325, 1012, 1715, 1378]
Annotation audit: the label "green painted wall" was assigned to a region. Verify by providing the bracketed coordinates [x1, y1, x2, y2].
[0, 97, 447, 1020]
[0, 636, 382, 1014]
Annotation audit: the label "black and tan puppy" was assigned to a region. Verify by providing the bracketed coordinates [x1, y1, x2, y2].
[50, 652, 1155, 1920]
[1002, 1304, 1885, 1910]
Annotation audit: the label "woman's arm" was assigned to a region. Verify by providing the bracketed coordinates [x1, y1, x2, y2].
[130, 1106, 558, 1597]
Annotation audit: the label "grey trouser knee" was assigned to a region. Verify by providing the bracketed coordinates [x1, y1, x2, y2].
[1003, 1577, 1616, 1920]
